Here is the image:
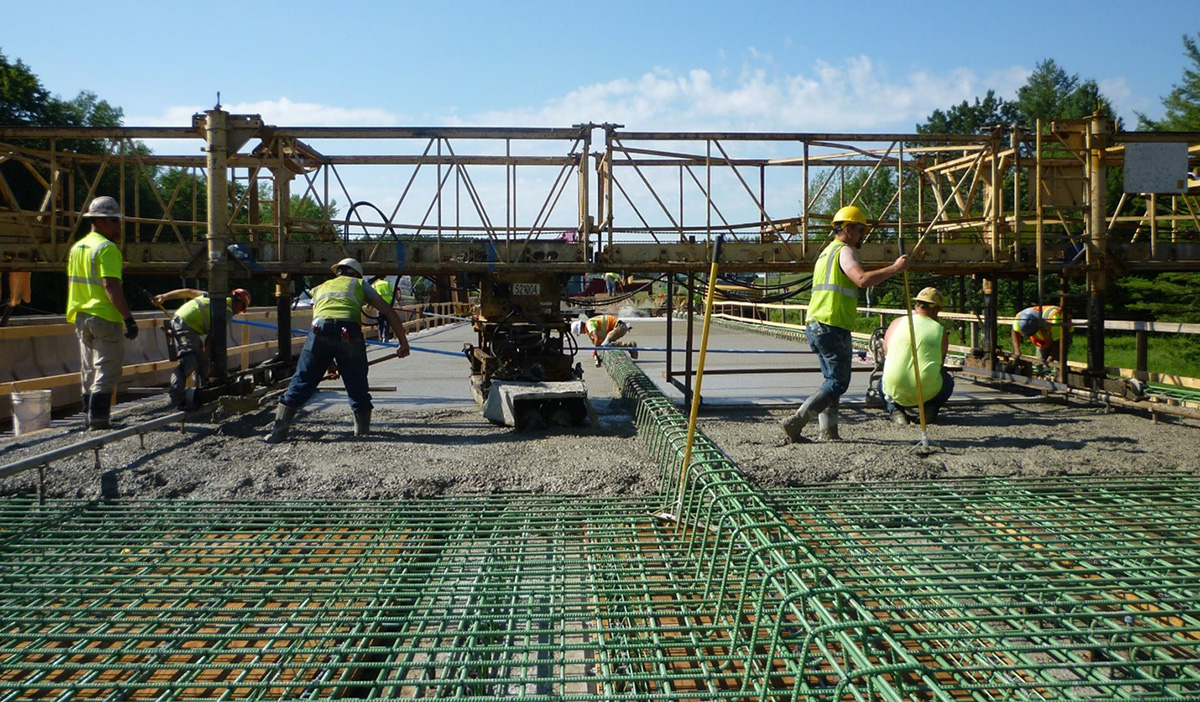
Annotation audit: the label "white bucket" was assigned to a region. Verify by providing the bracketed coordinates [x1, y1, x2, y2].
[12, 389, 52, 436]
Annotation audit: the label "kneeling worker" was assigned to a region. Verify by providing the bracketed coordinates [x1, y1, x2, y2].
[1011, 304, 1071, 366]
[152, 287, 251, 408]
[571, 314, 638, 367]
[879, 287, 954, 425]
[267, 258, 410, 443]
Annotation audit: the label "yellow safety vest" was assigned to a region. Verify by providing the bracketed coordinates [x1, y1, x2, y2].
[586, 315, 618, 341]
[809, 241, 858, 330]
[313, 276, 366, 321]
[66, 231, 123, 324]
[1012, 305, 1065, 348]
[176, 296, 233, 335]
[882, 314, 945, 407]
[372, 279, 394, 300]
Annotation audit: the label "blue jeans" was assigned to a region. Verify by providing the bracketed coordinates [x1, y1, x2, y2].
[806, 321, 853, 399]
[878, 370, 955, 421]
[280, 320, 372, 413]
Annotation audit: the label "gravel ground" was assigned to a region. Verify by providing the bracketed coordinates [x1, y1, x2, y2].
[0, 367, 658, 500]
[703, 399, 1200, 486]
[3, 375, 1198, 502]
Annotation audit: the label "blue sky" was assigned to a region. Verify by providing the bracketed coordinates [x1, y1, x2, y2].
[3, 1, 1197, 132]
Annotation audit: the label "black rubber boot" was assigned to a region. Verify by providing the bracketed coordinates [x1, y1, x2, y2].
[781, 391, 834, 443]
[265, 405, 299, 444]
[818, 398, 841, 441]
[81, 392, 92, 429]
[353, 410, 371, 437]
[89, 393, 112, 431]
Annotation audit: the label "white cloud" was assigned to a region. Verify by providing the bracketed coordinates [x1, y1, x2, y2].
[453, 56, 1022, 133]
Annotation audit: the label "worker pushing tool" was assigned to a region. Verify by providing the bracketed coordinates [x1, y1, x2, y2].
[571, 314, 638, 367]
[151, 287, 251, 409]
[878, 287, 954, 425]
[266, 258, 410, 443]
[782, 205, 908, 442]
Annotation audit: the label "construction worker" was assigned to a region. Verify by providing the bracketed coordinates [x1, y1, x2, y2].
[266, 258, 410, 443]
[571, 315, 638, 367]
[604, 271, 621, 296]
[66, 196, 137, 430]
[368, 276, 396, 342]
[782, 205, 908, 442]
[151, 287, 251, 408]
[1012, 304, 1072, 365]
[879, 287, 954, 425]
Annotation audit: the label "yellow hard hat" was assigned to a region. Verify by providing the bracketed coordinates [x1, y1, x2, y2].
[831, 205, 868, 227]
[914, 287, 943, 307]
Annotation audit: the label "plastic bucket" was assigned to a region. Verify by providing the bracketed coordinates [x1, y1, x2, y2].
[12, 390, 52, 436]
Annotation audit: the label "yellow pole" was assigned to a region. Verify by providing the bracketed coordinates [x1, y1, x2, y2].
[676, 235, 723, 512]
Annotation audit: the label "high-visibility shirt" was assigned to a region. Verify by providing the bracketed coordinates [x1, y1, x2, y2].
[1013, 305, 1067, 348]
[586, 315, 619, 342]
[313, 276, 366, 321]
[175, 296, 233, 335]
[808, 240, 858, 330]
[882, 314, 945, 407]
[372, 279, 394, 301]
[66, 231, 123, 324]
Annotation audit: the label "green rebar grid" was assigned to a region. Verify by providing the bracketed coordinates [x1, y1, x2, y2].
[0, 353, 1196, 700]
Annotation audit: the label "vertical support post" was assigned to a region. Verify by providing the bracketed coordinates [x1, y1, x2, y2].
[666, 273, 674, 386]
[1086, 116, 1113, 379]
[277, 275, 293, 365]
[204, 107, 230, 380]
[1135, 326, 1149, 382]
[983, 276, 997, 372]
[684, 269, 696, 408]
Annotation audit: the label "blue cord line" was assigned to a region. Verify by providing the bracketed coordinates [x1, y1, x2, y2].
[232, 318, 463, 357]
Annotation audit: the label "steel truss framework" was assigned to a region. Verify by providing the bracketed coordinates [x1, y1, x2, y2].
[1, 113, 1198, 279]
[2, 113, 1199, 377]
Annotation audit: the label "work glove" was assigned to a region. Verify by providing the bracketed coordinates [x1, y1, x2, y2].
[124, 317, 139, 340]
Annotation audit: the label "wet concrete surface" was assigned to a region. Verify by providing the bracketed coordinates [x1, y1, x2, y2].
[2, 319, 1197, 501]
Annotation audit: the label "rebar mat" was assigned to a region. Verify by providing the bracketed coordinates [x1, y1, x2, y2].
[1, 474, 1198, 700]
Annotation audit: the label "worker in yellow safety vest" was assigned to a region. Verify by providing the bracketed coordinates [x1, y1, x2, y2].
[66, 196, 137, 430]
[1012, 305, 1072, 365]
[879, 287, 954, 425]
[152, 287, 252, 408]
[781, 205, 908, 442]
[267, 258, 410, 443]
[571, 315, 638, 367]
[367, 276, 397, 342]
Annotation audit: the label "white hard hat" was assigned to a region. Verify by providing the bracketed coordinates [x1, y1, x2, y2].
[83, 196, 123, 218]
[570, 320, 584, 335]
[332, 258, 363, 277]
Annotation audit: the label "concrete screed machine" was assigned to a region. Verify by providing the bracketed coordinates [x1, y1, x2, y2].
[462, 272, 597, 431]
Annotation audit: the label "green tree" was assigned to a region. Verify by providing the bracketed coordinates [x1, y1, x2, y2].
[1138, 33, 1200, 131]
[917, 90, 1018, 135]
[1013, 59, 1117, 127]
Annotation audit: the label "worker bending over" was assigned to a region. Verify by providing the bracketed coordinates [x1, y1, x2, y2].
[572, 315, 638, 367]
[152, 287, 251, 409]
[1011, 304, 1072, 366]
[879, 287, 954, 425]
[782, 205, 907, 442]
[266, 258, 410, 443]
